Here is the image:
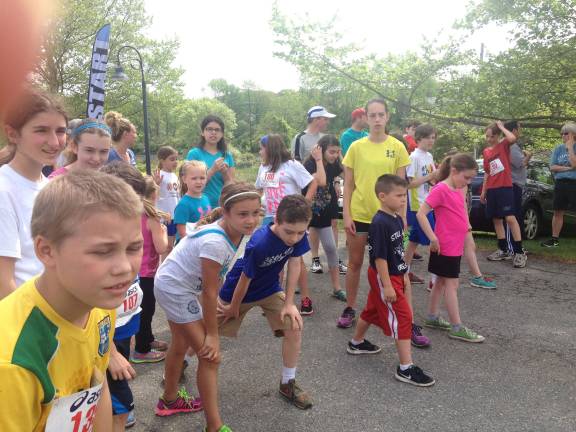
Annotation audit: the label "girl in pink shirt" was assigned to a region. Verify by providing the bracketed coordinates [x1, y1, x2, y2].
[416, 153, 485, 343]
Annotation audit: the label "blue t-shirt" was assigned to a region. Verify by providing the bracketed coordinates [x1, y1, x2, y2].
[186, 147, 235, 208]
[219, 224, 310, 303]
[107, 147, 137, 167]
[340, 128, 368, 156]
[173, 194, 212, 239]
[550, 143, 576, 180]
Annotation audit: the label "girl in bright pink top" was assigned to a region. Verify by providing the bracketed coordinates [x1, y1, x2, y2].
[416, 153, 486, 343]
[132, 177, 171, 362]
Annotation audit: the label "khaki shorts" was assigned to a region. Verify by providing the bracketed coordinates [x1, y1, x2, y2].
[218, 291, 295, 337]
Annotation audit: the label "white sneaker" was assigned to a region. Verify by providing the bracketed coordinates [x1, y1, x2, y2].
[513, 253, 527, 268]
[487, 249, 513, 261]
[310, 257, 323, 274]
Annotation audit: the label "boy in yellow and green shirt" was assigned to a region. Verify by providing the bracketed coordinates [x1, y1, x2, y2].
[0, 170, 144, 431]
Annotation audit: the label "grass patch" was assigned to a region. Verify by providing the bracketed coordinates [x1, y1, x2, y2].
[472, 231, 576, 263]
[235, 164, 260, 183]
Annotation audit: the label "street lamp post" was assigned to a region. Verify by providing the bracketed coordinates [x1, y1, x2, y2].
[112, 45, 151, 175]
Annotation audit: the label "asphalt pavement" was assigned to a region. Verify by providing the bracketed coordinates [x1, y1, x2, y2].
[129, 245, 576, 432]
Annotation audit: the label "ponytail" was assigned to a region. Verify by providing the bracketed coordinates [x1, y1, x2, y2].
[196, 208, 224, 228]
[436, 153, 478, 182]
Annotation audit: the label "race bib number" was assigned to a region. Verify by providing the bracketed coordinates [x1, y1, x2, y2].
[45, 383, 103, 432]
[115, 280, 143, 327]
[489, 158, 505, 176]
[262, 171, 279, 188]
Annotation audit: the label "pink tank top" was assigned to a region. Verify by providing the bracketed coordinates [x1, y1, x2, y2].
[140, 214, 160, 277]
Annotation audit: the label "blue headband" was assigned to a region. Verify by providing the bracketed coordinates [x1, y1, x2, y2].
[260, 135, 269, 146]
[72, 122, 112, 137]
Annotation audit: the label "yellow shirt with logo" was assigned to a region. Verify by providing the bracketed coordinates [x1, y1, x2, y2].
[0, 279, 115, 431]
[342, 136, 410, 223]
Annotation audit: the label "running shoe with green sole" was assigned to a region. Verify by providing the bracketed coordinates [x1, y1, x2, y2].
[423, 316, 451, 331]
[449, 326, 485, 343]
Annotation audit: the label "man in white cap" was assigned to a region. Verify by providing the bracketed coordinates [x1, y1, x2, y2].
[291, 106, 336, 162]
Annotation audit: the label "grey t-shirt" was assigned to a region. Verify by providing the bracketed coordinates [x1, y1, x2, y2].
[291, 131, 325, 162]
[510, 143, 527, 186]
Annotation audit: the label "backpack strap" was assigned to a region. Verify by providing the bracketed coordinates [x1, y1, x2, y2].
[294, 131, 307, 162]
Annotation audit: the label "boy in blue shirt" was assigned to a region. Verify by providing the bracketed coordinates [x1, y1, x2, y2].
[217, 195, 313, 409]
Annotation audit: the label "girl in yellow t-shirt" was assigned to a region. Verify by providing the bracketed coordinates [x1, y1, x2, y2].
[338, 98, 410, 335]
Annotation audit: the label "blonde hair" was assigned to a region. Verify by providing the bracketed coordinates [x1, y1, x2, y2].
[104, 111, 134, 142]
[179, 160, 207, 196]
[196, 181, 260, 228]
[144, 175, 170, 221]
[31, 170, 143, 246]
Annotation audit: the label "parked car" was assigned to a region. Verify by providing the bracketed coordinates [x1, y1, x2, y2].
[469, 159, 576, 239]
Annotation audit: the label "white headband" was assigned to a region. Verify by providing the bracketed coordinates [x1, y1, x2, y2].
[223, 191, 261, 207]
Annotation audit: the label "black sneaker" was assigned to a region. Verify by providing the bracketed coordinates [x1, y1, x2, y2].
[541, 238, 559, 248]
[394, 365, 435, 387]
[413, 253, 424, 262]
[346, 339, 382, 355]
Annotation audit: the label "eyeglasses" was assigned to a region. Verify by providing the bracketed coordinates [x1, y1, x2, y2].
[561, 132, 570, 136]
[205, 127, 222, 133]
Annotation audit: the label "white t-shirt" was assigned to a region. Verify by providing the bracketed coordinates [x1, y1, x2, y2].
[255, 160, 314, 217]
[407, 148, 435, 211]
[154, 221, 238, 295]
[157, 170, 180, 216]
[0, 165, 47, 287]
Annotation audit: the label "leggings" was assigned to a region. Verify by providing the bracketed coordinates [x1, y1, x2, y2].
[135, 276, 156, 353]
[311, 226, 339, 268]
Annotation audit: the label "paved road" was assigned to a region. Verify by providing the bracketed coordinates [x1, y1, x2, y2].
[129, 247, 576, 432]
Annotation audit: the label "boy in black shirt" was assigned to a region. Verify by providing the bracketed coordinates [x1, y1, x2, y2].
[346, 174, 435, 387]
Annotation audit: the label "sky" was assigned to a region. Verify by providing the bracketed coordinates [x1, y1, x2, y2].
[144, 0, 510, 98]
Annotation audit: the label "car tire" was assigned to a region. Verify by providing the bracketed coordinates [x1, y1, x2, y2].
[523, 204, 541, 240]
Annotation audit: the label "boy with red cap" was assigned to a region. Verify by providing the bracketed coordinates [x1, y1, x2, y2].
[340, 108, 368, 157]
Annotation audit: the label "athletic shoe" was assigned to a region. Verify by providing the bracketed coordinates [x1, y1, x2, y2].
[125, 411, 136, 429]
[448, 326, 485, 343]
[331, 289, 347, 302]
[346, 339, 382, 355]
[413, 253, 424, 262]
[395, 365, 435, 387]
[337, 307, 356, 328]
[487, 249, 513, 261]
[423, 316, 451, 331]
[427, 281, 434, 292]
[470, 276, 497, 290]
[541, 238, 559, 248]
[513, 253, 527, 268]
[338, 260, 348, 275]
[411, 324, 431, 348]
[130, 349, 166, 364]
[150, 339, 169, 351]
[155, 389, 203, 416]
[279, 379, 313, 410]
[204, 426, 233, 432]
[409, 272, 424, 284]
[310, 257, 323, 274]
[300, 297, 314, 316]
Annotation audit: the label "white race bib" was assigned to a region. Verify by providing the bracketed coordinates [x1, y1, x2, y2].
[45, 383, 103, 432]
[489, 158, 505, 176]
[115, 280, 143, 327]
[262, 171, 279, 188]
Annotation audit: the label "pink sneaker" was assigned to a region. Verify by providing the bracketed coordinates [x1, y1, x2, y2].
[155, 389, 203, 416]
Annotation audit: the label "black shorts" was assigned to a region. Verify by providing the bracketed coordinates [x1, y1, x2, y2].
[553, 179, 576, 211]
[353, 220, 371, 234]
[485, 187, 515, 219]
[428, 252, 461, 279]
[107, 337, 134, 415]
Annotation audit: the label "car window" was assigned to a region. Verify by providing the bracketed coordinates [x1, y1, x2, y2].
[529, 164, 554, 185]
